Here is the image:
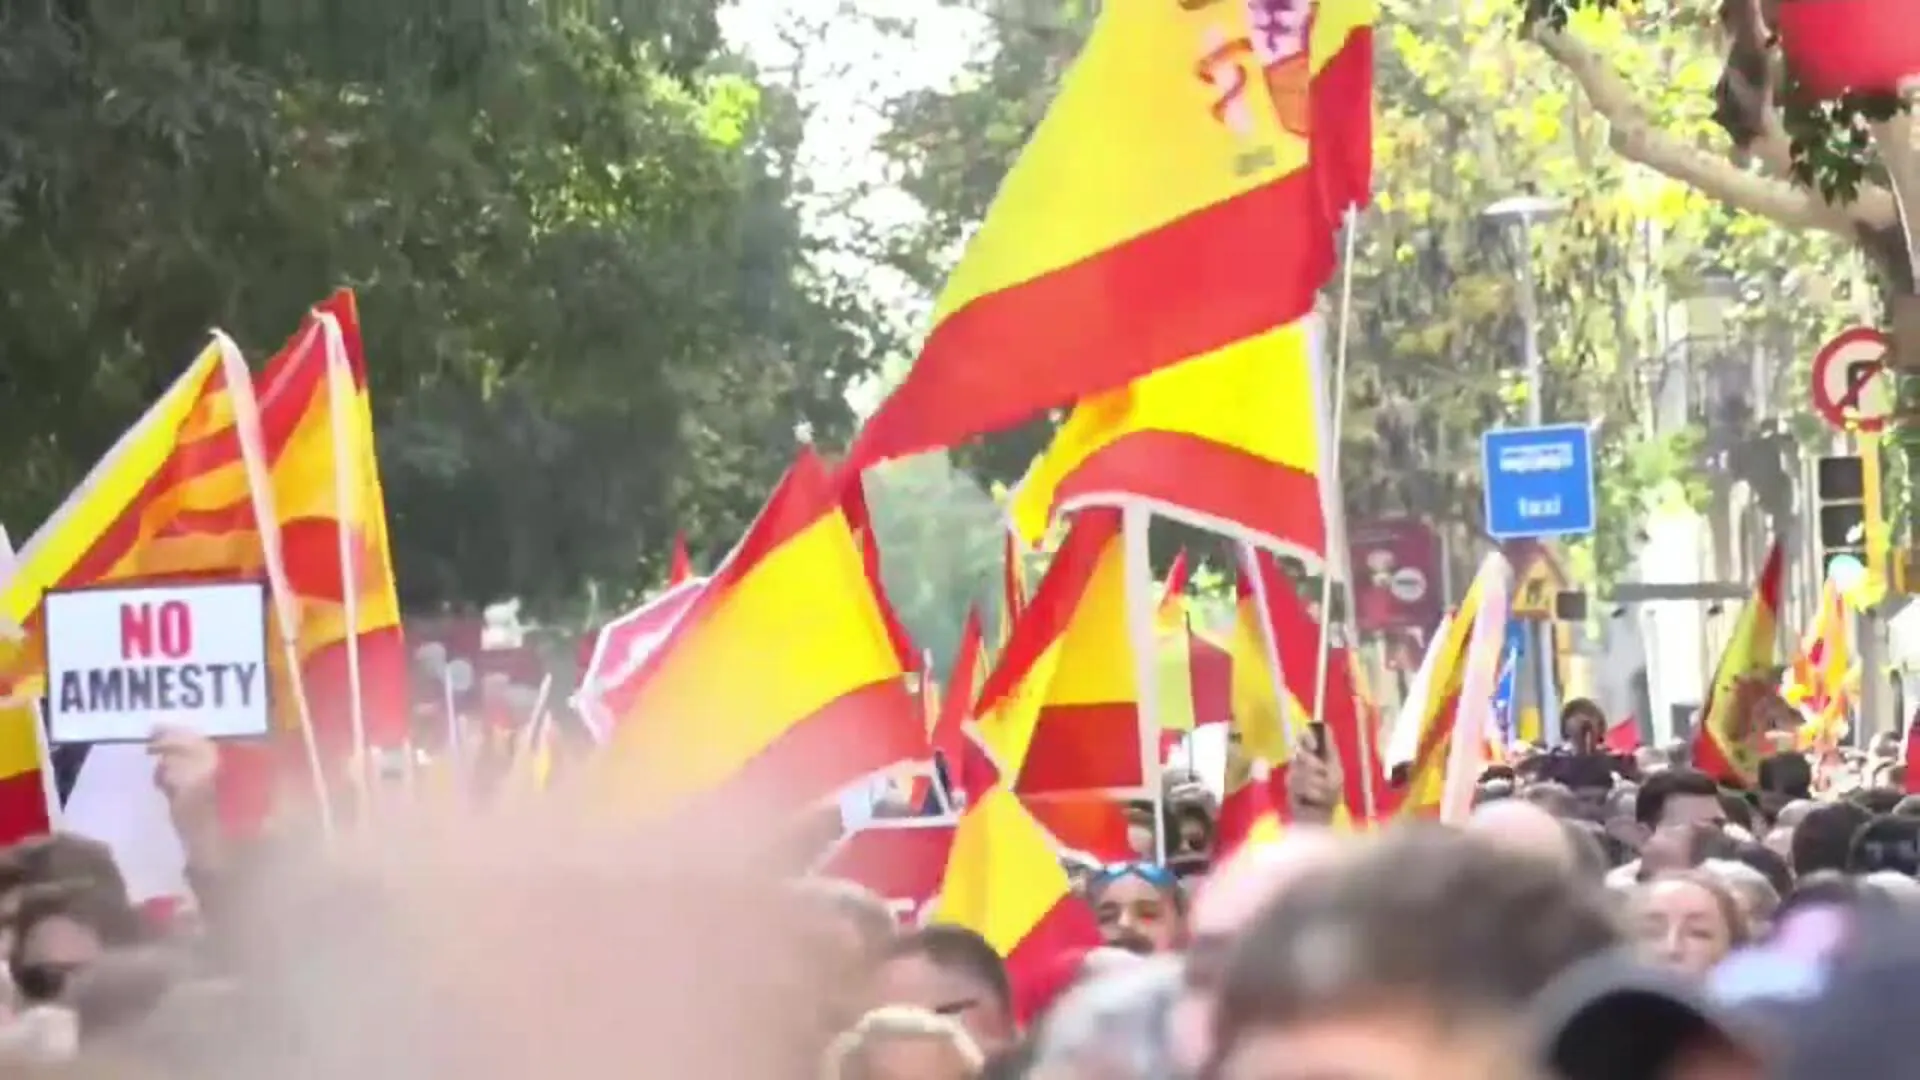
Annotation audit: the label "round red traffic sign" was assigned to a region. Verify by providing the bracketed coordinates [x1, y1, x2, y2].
[1811, 327, 1893, 433]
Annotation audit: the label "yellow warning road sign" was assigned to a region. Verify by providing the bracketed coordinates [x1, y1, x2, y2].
[1512, 551, 1567, 619]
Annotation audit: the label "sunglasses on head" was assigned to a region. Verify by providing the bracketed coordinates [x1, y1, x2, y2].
[1089, 861, 1178, 890]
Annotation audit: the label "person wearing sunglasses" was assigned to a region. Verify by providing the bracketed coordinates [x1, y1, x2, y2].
[1085, 862, 1188, 955]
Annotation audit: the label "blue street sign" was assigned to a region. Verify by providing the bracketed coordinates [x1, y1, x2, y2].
[1480, 423, 1597, 539]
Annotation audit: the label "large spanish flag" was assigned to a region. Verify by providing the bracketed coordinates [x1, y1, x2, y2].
[845, 0, 1333, 469]
[1009, 314, 1327, 558]
[596, 451, 925, 816]
[1693, 543, 1784, 789]
[933, 785, 1102, 999]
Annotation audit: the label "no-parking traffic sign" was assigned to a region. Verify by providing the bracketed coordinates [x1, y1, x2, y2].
[1811, 327, 1894, 433]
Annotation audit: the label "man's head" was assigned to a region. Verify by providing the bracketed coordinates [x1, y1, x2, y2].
[1634, 768, 1724, 834]
[822, 1006, 983, 1080]
[1083, 863, 1185, 955]
[870, 925, 1016, 1056]
[10, 883, 143, 1005]
[1792, 801, 1874, 877]
[1561, 699, 1607, 753]
[1208, 827, 1620, 1080]
[1758, 752, 1813, 800]
[1466, 799, 1574, 871]
[1170, 828, 1346, 1075]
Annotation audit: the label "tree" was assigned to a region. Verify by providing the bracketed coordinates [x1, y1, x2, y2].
[862, 455, 1009, 670]
[0, 1, 890, 616]
[876, 0, 1845, 590]
[1517, 0, 1917, 524]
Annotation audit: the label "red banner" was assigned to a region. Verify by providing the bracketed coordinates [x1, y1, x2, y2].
[1349, 518, 1443, 633]
[1777, 1, 1920, 100]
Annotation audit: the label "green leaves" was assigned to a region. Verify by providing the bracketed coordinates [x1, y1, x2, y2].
[0, 1, 889, 616]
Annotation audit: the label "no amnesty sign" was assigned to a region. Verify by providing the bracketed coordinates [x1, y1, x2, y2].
[44, 581, 270, 744]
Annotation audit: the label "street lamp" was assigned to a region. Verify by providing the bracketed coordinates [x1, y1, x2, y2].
[1482, 195, 1569, 428]
[1483, 194, 1568, 745]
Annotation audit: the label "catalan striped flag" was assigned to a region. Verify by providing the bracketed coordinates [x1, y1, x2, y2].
[1694, 543, 1784, 789]
[0, 340, 274, 844]
[257, 292, 410, 761]
[1389, 574, 1493, 819]
[845, 0, 1333, 470]
[1786, 577, 1851, 749]
[595, 450, 925, 817]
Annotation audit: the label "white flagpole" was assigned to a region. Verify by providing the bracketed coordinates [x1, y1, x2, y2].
[1310, 207, 1378, 820]
[210, 331, 335, 839]
[314, 314, 374, 807]
[1121, 506, 1167, 864]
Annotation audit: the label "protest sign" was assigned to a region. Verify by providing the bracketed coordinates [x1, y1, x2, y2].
[44, 581, 270, 743]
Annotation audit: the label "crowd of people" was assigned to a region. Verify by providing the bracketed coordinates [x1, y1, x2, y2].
[0, 697, 1917, 1079]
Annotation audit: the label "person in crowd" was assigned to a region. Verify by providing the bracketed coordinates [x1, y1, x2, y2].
[1083, 863, 1187, 954]
[1465, 799, 1576, 872]
[1757, 750, 1813, 801]
[822, 1006, 983, 1080]
[1726, 841, 1792, 901]
[1206, 827, 1619, 1080]
[1626, 871, 1749, 976]
[868, 925, 1018, 1058]
[1609, 821, 1734, 889]
[1789, 800, 1871, 877]
[1027, 954, 1183, 1079]
[1699, 860, 1780, 939]
[1169, 828, 1345, 1076]
[1845, 813, 1920, 876]
[795, 878, 901, 1036]
[1010, 945, 1142, 1029]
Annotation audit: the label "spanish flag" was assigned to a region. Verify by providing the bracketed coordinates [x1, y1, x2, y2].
[1009, 316, 1327, 557]
[845, 0, 1333, 469]
[0, 340, 264, 843]
[981, 510, 1144, 795]
[597, 451, 925, 816]
[933, 785, 1102, 997]
[1693, 543, 1784, 789]
[1310, 0, 1377, 218]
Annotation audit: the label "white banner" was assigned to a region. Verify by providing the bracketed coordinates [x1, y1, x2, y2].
[44, 581, 270, 743]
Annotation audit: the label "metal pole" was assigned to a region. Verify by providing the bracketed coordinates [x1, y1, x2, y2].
[1861, 429, 1890, 741]
[1514, 213, 1561, 746]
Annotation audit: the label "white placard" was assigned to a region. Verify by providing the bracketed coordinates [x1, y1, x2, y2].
[45, 581, 270, 743]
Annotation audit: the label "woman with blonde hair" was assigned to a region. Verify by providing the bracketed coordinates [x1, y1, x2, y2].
[822, 1005, 984, 1080]
[1625, 870, 1751, 976]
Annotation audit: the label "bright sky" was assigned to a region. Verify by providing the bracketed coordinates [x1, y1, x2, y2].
[720, 0, 989, 406]
[719, 0, 985, 251]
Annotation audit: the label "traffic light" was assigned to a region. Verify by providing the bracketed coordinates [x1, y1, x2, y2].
[1816, 454, 1866, 572]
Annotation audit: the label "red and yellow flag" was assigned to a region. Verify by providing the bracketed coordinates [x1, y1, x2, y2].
[978, 510, 1143, 796]
[1390, 573, 1492, 819]
[1694, 543, 1784, 789]
[597, 451, 924, 816]
[1250, 548, 1387, 823]
[845, 0, 1333, 470]
[1309, 0, 1377, 219]
[255, 292, 410, 760]
[933, 785, 1102, 994]
[0, 340, 272, 843]
[668, 533, 695, 587]
[1787, 578, 1851, 749]
[1010, 313, 1327, 557]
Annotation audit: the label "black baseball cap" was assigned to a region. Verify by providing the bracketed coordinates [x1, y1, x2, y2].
[1534, 900, 1920, 1080]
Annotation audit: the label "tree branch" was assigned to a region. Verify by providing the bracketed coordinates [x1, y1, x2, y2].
[1531, 24, 1898, 239]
